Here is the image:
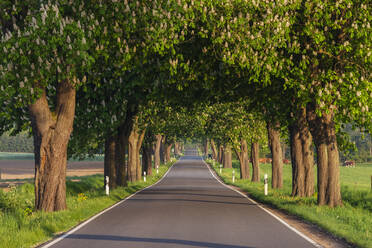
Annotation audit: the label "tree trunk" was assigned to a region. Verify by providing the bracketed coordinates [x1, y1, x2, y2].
[290, 124, 305, 196]
[251, 142, 260, 182]
[267, 122, 283, 189]
[307, 105, 342, 207]
[223, 145, 232, 168]
[210, 139, 218, 160]
[142, 143, 153, 176]
[30, 81, 75, 212]
[282, 143, 286, 160]
[136, 129, 146, 181]
[326, 118, 341, 207]
[290, 107, 315, 197]
[235, 139, 250, 179]
[154, 134, 162, 168]
[203, 138, 209, 156]
[165, 143, 172, 163]
[300, 112, 315, 197]
[160, 136, 165, 164]
[127, 117, 144, 182]
[104, 136, 117, 189]
[127, 130, 138, 182]
[174, 142, 180, 156]
[218, 145, 224, 164]
[115, 104, 139, 187]
[115, 125, 127, 187]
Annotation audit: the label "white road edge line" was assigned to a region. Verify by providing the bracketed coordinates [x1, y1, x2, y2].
[41, 161, 178, 248]
[201, 157, 322, 248]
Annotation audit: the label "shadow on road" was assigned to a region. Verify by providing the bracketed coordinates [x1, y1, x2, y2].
[66, 234, 254, 248]
[128, 197, 257, 206]
[140, 190, 244, 199]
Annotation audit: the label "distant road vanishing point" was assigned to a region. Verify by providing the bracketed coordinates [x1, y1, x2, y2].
[42, 149, 319, 248]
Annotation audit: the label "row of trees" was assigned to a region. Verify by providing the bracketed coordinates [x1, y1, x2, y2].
[0, 0, 370, 211]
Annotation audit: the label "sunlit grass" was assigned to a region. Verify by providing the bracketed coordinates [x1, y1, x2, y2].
[208, 159, 372, 248]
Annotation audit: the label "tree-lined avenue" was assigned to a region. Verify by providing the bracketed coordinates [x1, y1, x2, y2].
[43, 149, 317, 248]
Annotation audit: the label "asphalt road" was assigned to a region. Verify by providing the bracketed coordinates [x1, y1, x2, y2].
[44, 150, 318, 248]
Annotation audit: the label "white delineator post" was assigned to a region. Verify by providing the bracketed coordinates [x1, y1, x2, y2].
[105, 176, 109, 196]
[219, 164, 222, 174]
[156, 165, 159, 174]
[232, 169, 235, 183]
[144, 171, 147, 182]
[264, 174, 268, 196]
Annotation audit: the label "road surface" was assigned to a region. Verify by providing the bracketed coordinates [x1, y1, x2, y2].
[43, 150, 318, 248]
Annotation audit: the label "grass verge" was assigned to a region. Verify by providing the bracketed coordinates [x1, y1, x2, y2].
[0, 160, 175, 248]
[207, 159, 372, 248]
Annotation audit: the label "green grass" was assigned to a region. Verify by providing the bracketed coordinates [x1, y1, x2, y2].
[208, 160, 372, 248]
[0, 160, 175, 248]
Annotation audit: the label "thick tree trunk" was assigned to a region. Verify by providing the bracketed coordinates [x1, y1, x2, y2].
[104, 136, 117, 189]
[290, 107, 315, 197]
[174, 142, 181, 156]
[127, 129, 138, 182]
[251, 142, 260, 182]
[30, 81, 75, 212]
[165, 143, 172, 163]
[142, 144, 152, 176]
[154, 134, 162, 168]
[223, 145, 232, 168]
[326, 119, 341, 207]
[282, 143, 287, 160]
[267, 122, 283, 189]
[210, 139, 218, 160]
[235, 139, 250, 179]
[115, 125, 127, 187]
[203, 138, 209, 156]
[290, 124, 305, 196]
[301, 114, 315, 197]
[136, 129, 146, 181]
[218, 145, 224, 164]
[160, 136, 165, 164]
[307, 105, 342, 207]
[127, 118, 144, 182]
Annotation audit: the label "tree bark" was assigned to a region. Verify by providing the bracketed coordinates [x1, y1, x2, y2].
[223, 145, 232, 168]
[115, 125, 127, 187]
[160, 136, 165, 164]
[127, 117, 144, 182]
[30, 81, 75, 212]
[210, 139, 218, 160]
[218, 145, 224, 164]
[203, 138, 209, 156]
[154, 134, 162, 168]
[174, 142, 181, 156]
[142, 143, 153, 176]
[290, 107, 315, 197]
[307, 105, 342, 207]
[234, 139, 250, 179]
[300, 113, 315, 197]
[267, 122, 283, 189]
[290, 123, 305, 196]
[282, 143, 287, 160]
[104, 135, 117, 189]
[136, 128, 146, 181]
[165, 143, 172, 163]
[251, 142, 260, 182]
[326, 117, 342, 207]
